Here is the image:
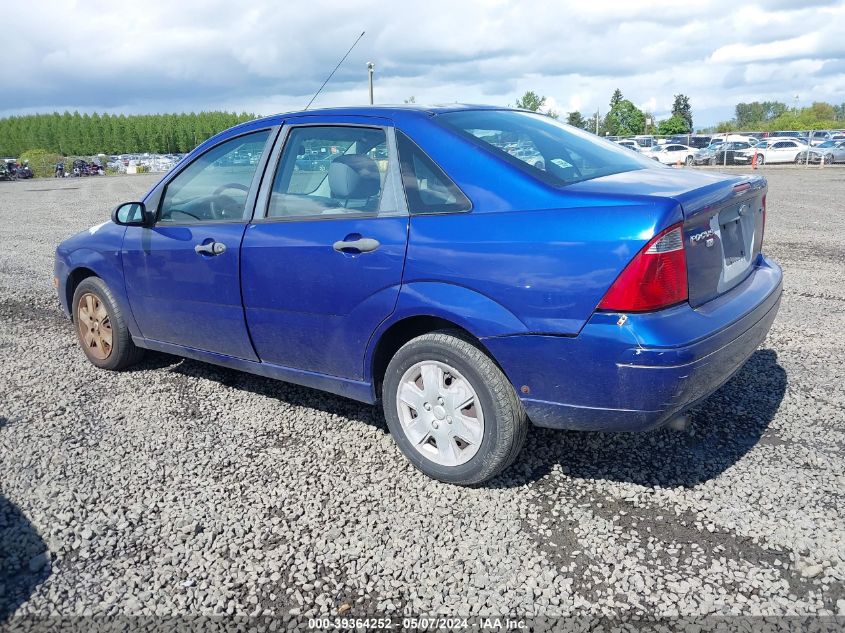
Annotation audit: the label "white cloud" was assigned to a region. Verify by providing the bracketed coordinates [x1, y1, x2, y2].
[1, 0, 843, 127]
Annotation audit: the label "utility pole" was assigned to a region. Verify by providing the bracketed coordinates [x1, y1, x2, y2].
[367, 62, 375, 105]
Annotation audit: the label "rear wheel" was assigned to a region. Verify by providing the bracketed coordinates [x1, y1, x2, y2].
[685, 155, 694, 166]
[824, 154, 833, 165]
[72, 277, 143, 370]
[756, 154, 765, 165]
[382, 331, 528, 485]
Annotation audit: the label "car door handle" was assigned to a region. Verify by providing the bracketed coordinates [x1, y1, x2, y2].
[332, 237, 380, 253]
[194, 241, 227, 256]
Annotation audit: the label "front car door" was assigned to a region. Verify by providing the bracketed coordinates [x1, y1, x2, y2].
[771, 141, 793, 162]
[122, 127, 276, 360]
[240, 117, 408, 380]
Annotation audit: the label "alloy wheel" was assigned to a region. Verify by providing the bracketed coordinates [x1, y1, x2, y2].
[76, 292, 113, 360]
[396, 360, 484, 466]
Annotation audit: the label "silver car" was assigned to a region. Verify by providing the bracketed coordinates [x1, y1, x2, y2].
[804, 140, 845, 164]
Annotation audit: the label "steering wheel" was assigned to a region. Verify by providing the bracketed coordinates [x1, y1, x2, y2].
[208, 183, 249, 219]
[213, 182, 250, 197]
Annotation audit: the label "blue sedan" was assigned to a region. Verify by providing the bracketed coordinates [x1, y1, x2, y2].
[55, 106, 782, 484]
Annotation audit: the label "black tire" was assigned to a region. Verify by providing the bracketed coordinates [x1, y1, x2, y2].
[685, 155, 694, 166]
[71, 277, 144, 370]
[709, 157, 716, 166]
[382, 330, 528, 485]
[756, 154, 765, 166]
[824, 154, 833, 165]
[794, 154, 803, 165]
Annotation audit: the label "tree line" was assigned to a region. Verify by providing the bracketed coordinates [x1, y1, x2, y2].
[515, 89, 693, 136]
[707, 101, 845, 133]
[515, 88, 845, 136]
[0, 111, 257, 157]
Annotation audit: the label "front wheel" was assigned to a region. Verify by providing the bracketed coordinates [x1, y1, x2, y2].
[382, 331, 528, 485]
[72, 277, 144, 370]
[756, 154, 765, 165]
[685, 155, 694, 166]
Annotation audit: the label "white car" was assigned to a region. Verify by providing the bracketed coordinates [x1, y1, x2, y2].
[734, 137, 809, 165]
[647, 143, 696, 165]
[614, 139, 640, 152]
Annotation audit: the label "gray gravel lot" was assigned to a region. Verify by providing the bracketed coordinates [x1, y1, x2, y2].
[1, 168, 844, 622]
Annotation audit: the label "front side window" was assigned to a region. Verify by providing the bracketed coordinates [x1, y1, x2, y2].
[267, 126, 388, 218]
[437, 110, 662, 187]
[396, 131, 471, 214]
[159, 130, 270, 223]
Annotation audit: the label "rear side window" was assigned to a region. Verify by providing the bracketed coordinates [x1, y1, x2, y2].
[267, 126, 388, 218]
[396, 131, 471, 214]
[437, 109, 658, 186]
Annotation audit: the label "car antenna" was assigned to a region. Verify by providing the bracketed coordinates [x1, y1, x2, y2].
[304, 30, 366, 111]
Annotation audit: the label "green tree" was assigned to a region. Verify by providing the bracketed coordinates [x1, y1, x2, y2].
[809, 101, 836, 121]
[657, 115, 689, 136]
[566, 111, 588, 129]
[514, 90, 558, 118]
[671, 94, 693, 132]
[609, 89, 623, 110]
[404, 96, 416, 104]
[604, 99, 646, 136]
[0, 110, 258, 157]
[585, 111, 605, 135]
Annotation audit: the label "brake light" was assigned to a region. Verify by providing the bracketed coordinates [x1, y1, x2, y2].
[598, 223, 688, 312]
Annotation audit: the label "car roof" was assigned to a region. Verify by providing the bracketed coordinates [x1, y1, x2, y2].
[211, 104, 543, 144]
[245, 103, 518, 127]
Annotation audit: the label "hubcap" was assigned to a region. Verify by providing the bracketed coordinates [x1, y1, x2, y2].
[396, 361, 484, 467]
[76, 292, 113, 360]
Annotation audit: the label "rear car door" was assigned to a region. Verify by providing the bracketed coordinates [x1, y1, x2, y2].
[122, 128, 275, 360]
[240, 117, 408, 379]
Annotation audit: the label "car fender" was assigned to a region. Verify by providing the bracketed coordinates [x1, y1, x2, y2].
[61, 246, 141, 336]
[362, 280, 528, 381]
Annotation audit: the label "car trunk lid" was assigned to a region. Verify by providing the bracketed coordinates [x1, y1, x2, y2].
[567, 167, 767, 308]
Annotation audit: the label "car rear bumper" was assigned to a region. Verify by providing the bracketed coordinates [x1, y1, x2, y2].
[483, 255, 782, 432]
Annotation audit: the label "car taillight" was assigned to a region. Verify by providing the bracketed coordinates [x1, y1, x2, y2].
[597, 223, 688, 312]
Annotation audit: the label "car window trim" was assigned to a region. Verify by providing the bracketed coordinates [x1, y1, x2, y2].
[150, 125, 281, 228]
[252, 121, 407, 224]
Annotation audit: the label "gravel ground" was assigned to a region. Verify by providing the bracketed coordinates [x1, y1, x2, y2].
[1, 168, 844, 624]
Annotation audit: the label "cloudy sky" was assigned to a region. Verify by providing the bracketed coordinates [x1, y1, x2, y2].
[3, 0, 844, 127]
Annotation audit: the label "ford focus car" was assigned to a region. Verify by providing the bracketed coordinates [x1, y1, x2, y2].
[54, 106, 782, 485]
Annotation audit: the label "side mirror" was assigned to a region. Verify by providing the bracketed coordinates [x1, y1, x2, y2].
[111, 201, 153, 226]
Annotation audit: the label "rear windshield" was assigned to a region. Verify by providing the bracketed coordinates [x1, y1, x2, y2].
[436, 110, 659, 186]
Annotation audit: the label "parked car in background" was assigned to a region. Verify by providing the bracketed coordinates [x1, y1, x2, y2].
[647, 143, 696, 165]
[615, 139, 640, 152]
[669, 135, 712, 149]
[803, 140, 845, 164]
[633, 135, 657, 150]
[692, 142, 723, 165]
[713, 141, 755, 166]
[734, 137, 809, 165]
[54, 105, 782, 485]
